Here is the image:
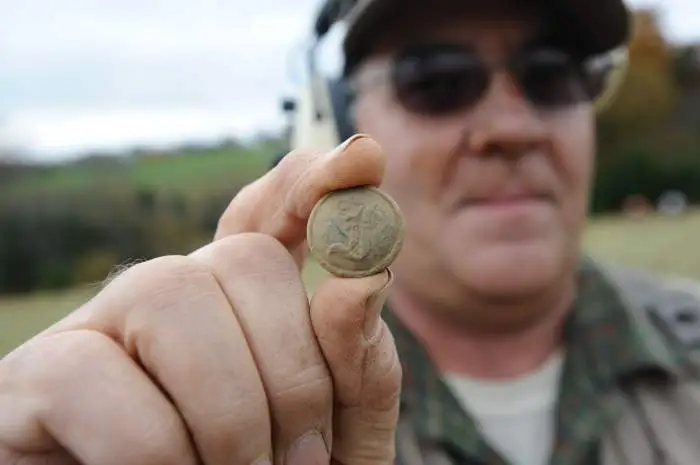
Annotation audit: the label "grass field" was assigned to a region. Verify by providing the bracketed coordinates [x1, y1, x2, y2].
[2, 143, 277, 197]
[1, 211, 699, 357]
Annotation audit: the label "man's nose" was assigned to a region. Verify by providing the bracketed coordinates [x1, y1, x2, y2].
[468, 73, 550, 158]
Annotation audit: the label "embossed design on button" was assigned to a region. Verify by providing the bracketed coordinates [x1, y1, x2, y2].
[307, 186, 405, 278]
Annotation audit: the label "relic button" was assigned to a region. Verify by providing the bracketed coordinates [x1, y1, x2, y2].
[306, 186, 405, 278]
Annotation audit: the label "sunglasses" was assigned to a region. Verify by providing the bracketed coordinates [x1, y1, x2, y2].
[347, 43, 626, 116]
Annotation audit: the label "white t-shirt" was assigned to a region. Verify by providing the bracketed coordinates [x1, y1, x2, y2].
[443, 351, 565, 465]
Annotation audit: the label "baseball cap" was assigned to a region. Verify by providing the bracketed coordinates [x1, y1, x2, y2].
[341, 0, 631, 75]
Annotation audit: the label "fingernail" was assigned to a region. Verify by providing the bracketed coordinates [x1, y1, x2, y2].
[330, 133, 368, 157]
[364, 269, 393, 343]
[286, 432, 329, 465]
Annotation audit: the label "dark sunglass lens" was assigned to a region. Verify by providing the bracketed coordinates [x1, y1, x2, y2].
[393, 50, 489, 115]
[519, 50, 588, 107]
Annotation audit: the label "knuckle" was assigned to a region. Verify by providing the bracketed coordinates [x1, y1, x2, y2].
[272, 364, 333, 413]
[212, 232, 298, 275]
[138, 254, 209, 277]
[124, 421, 193, 465]
[104, 255, 225, 327]
[124, 255, 220, 297]
[199, 396, 270, 455]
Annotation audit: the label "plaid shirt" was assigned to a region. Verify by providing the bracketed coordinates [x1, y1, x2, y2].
[384, 256, 690, 465]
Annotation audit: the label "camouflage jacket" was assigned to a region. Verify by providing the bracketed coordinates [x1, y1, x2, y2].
[386, 256, 700, 465]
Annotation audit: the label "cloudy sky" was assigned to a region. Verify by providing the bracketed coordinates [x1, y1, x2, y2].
[0, 0, 698, 161]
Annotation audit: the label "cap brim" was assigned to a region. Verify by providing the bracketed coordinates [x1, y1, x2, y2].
[342, 0, 631, 75]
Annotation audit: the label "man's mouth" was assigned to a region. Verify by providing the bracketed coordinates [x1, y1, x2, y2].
[457, 191, 554, 209]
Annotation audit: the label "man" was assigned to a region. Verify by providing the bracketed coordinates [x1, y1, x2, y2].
[2, 0, 700, 464]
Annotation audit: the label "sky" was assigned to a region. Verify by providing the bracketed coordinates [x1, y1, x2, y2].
[1, 0, 698, 162]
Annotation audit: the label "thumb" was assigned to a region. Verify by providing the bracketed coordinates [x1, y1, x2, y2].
[309, 270, 401, 465]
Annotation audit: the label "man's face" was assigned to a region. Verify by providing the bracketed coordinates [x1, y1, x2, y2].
[352, 1, 596, 322]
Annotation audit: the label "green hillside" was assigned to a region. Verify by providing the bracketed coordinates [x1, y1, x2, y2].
[2, 143, 277, 197]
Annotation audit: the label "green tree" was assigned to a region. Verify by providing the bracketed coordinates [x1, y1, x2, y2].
[598, 8, 679, 154]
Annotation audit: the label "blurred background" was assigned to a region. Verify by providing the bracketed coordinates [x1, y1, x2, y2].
[1, 0, 700, 355]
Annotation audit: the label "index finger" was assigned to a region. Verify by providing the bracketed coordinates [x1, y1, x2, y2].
[215, 134, 385, 252]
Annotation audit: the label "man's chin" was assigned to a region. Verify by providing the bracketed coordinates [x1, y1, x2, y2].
[448, 242, 567, 297]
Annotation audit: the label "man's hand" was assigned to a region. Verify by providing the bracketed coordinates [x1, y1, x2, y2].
[0, 134, 402, 465]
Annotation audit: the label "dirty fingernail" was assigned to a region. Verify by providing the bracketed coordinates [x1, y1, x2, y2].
[364, 269, 393, 343]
